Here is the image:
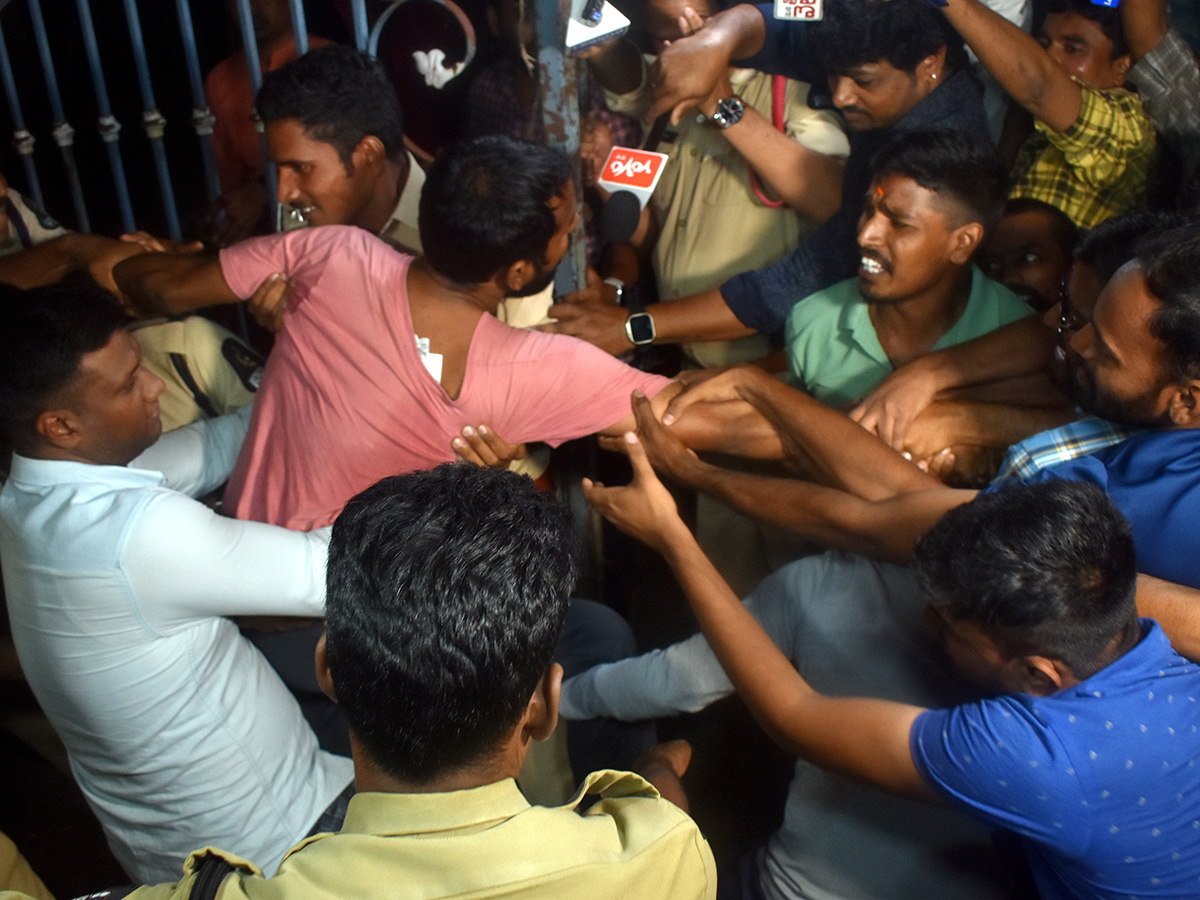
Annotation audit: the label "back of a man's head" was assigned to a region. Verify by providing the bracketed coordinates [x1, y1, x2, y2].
[1076, 210, 1193, 286]
[915, 480, 1138, 680]
[257, 44, 405, 168]
[418, 136, 572, 285]
[812, 0, 967, 77]
[0, 282, 128, 453]
[870, 130, 1008, 234]
[324, 464, 578, 784]
[1137, 222, 1200, 385]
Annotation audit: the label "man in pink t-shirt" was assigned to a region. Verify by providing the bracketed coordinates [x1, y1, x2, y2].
[118, 137, 773, 530]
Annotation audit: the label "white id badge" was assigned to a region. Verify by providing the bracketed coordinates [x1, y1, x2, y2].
[773, 0, 823, 19]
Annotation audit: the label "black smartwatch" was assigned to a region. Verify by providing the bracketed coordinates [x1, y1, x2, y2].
[625, 310, 656, 346]
[710, 95, 745, 130]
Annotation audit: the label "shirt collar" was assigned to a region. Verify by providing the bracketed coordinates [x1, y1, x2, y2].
[7, 452, 167, 489]
[339, 779, 532, 837]
[382, 151, 424, 237]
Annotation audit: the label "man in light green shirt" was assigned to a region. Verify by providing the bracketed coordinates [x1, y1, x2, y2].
[786, 131, 1033, 410]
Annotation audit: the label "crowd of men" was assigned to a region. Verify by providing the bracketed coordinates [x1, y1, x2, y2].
[1, 0, 1200, 897]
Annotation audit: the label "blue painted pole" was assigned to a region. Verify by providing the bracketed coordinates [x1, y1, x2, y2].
[288, 0, 309, 55]
[26, 0, 90, 231]
[234, 0, 278, 223]
[122, 0, 182, 240]
[0, 20, 45, 211]
[351, 0, 370, 53]
[535, 0, 584, 294]
[173, 0, 223, 203]
[74, 0, 136, 233]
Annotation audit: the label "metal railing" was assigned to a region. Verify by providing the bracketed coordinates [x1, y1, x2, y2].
[0, 0, 371, 237]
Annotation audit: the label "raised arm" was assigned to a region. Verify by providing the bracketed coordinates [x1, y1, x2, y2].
[583, 433, 939, 801]
[115, 251, 240, 316]
[648, 4, 769, 123]
[941, 0, 1084, 131]
[1119, 0, 1169, 60]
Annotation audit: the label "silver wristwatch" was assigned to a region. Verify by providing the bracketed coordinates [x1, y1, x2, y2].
[710, 95, 745, 130]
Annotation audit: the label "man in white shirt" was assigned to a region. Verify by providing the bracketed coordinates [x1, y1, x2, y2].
[0, 283, 354, 884]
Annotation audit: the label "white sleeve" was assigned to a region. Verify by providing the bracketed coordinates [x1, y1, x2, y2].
[129, 404, 252, 497]
[560, 569, 803, 720]
[121, 490, 329, 633]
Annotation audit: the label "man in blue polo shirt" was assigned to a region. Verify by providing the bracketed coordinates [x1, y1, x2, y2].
[583, 458, 1200, 900]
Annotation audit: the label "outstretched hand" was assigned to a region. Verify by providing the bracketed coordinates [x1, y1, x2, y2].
[583, 412, 689, 554]
[661, 364, 764, 425]
[599, 387, 703, 485]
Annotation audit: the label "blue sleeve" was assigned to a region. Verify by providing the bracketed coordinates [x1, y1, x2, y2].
[719, 201, 861, 333]
[910, 702, 1089, 854]
[735, 4, 825, 84]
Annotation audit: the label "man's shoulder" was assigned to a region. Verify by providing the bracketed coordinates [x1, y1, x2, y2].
[240, 775, 715, 900]
[897, 72, 989, 140]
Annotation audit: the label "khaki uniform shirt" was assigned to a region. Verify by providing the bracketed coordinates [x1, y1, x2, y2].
[608, 63, 849, 365]
[72, 772, 717, 900]
[377, 150, 425, 256]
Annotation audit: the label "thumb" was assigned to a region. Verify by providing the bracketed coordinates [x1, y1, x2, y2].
[622, 430, 656, 483]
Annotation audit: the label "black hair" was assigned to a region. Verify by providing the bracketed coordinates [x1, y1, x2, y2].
[1076, 209, 1192, 285]
[869, 130, 1009, 234]
[811, 0, 968, 77]
[419, 136, 573, 285]
[0, 282, 129, 448]
[256, 44, 405, 169]
[325, 464, 578, 784]
[1002, 197, 1080, 258]
[1043, 0, 1129, 58]
[915, 480, 1137, 679]
[1137, 222, 1200, 383]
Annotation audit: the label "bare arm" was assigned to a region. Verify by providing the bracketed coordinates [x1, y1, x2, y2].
[902, 400, 1077, 463]
[546, 286, 755, 356]
[941, 0, 1083, 131]
[708, 94, 845, 221]
[648, 4, 768, 123]
[583, 432, 939, 801]
[665, 365, 940, 500]
[602, 383, 785, 460]
[1137, 575, 1200, 663]
[115, 251, 240, 316]
[0, 233, 148, 293]
[1120, 0, 1169, 61]
[851, 315, 1057, 449]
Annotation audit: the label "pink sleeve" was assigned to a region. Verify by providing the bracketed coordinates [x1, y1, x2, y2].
[218, 226, 369, 299]
[498, 328, 671, 446]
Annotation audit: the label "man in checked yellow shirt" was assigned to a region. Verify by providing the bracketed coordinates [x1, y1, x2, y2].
[939, 0, 1154, 229]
